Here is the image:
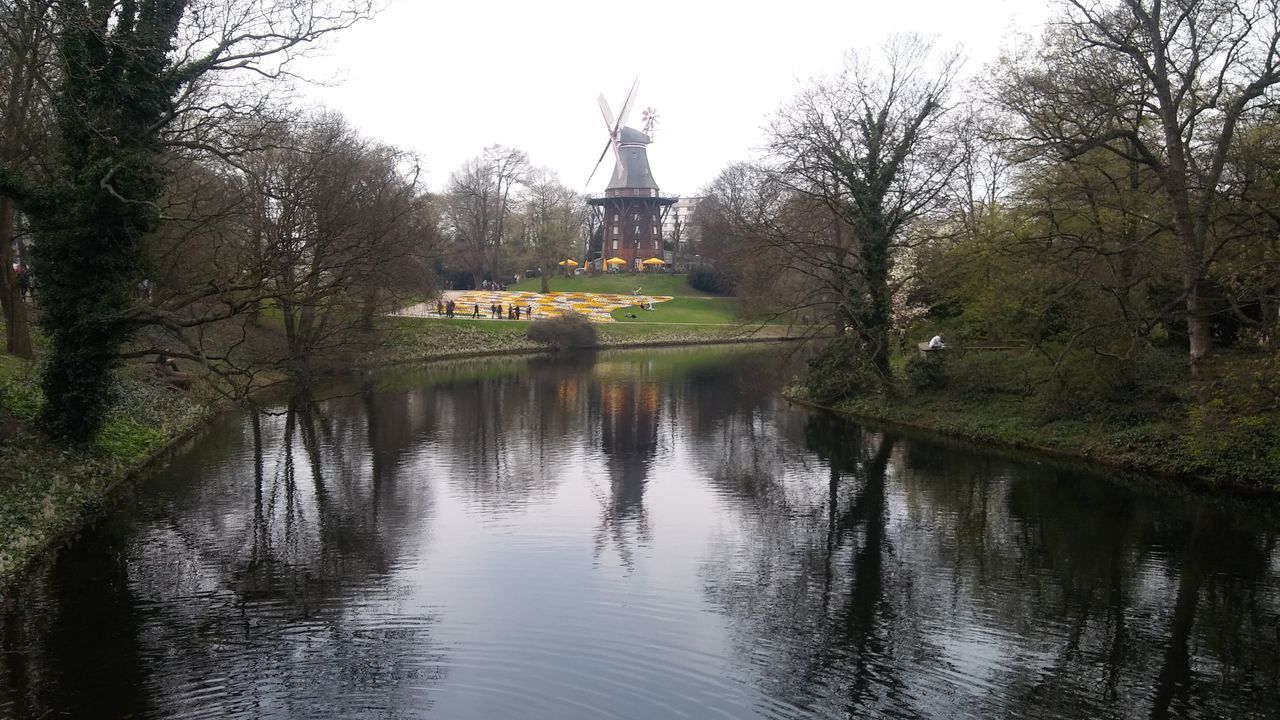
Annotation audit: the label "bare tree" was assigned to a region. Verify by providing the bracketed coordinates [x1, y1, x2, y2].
[997, 0, 1280, 378]
[524, 170, 584, 293]
[245, 114, 422, 373]
[442, 145, 528, 289]
[768, 34, 961, 382]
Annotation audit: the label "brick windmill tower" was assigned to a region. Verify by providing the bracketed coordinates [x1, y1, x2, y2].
[587, 79, 675, 271]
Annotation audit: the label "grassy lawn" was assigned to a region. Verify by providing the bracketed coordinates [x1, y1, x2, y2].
[510, 273, 717, 298]
[609, 297, 739, 324]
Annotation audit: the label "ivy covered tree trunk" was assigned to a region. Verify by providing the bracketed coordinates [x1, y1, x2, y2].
[857, 228, 894, 381]
[31, 1, 184, 441]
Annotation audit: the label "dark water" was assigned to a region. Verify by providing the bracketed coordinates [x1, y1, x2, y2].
[2, 347, 1279, 719]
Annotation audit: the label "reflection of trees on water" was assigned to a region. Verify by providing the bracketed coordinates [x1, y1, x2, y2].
[701, 410, 1280, 717]
[1, 387, 443, 718]
[429, 354, 599, 513]
[701, 414, 914, 716]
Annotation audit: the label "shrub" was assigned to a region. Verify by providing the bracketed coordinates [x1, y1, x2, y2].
[904, 353, 948, 393]
[944, 350, 1039, 400]
[687, 267, 734, 295]
[527, 312, 598, 350]
[1185, 402, 1280, 490]
[803, 335, 881, 404]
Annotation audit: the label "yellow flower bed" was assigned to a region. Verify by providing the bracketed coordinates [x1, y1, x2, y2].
[429, 291, 673, 323]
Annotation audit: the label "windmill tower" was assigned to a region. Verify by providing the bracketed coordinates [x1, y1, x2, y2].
[587, 79, 675, 271]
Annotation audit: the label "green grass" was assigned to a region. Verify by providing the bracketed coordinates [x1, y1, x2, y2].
[379, 313, 797, 366]
[610, 297, 740, 324]
[509, 273, 717, 298]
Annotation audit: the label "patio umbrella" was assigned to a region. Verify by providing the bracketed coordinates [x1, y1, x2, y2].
[605, 257, 626, 266]
[558, 259, 580, 267]
[642, 257, 666, 265]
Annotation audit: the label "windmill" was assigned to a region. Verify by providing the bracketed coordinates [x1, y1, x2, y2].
[585, 79, 676, 270]
[642, 107, 659, 138]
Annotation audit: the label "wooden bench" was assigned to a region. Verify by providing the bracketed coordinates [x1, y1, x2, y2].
[917, 342, 1023, 357]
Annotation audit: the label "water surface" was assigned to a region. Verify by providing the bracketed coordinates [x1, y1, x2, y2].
[2, 347, 1278, 718]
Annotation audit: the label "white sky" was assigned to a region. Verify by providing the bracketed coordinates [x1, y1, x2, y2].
[300, 0, 1052, 195]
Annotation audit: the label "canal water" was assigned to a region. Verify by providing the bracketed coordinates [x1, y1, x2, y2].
[2, 346, 1278, 719]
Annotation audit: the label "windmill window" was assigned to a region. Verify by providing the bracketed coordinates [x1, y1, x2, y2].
[612, 225, 619, 236]
[634, 225, 640, 235]
[613, 214, 618, 222]
[612, 240, 619, 249]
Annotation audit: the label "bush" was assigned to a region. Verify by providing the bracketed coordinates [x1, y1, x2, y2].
[803, 335, 881, 404]
[1185, 402, 1280, 490]
[527, 312, 598, 350]
[904, 353, 948, 393]
[687, 267, 734, 295]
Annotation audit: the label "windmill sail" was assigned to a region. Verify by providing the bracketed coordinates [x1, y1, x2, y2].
[589, 79, 658, 191]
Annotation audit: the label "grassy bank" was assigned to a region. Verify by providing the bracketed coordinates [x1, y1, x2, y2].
[786, 347, 1280, 493]
[609, 297, 741, 325]
[377, 314, 795, 365]
[0, 353, 209, 590]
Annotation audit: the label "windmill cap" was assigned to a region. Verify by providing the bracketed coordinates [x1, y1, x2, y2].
[619, 126, 651, 145]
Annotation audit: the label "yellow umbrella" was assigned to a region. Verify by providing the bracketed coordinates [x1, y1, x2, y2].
[558, 259, 580, 267]
[605, 257, 626, 266]
[642, 257, 666, 266]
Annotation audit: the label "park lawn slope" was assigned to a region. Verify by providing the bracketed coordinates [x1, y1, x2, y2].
[377, 314, 795, 365]
[610, 297, 740, 325]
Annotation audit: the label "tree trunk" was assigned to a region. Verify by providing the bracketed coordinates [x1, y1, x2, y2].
[1185, 277, 1212, 379]
[540, 271, 549, 294]
[0, 195, 33, 358]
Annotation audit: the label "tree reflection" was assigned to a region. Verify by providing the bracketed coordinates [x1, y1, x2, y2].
[430, 354, 595, 512]
[4, 349, 1279, 718]
[703, 411, 1280, 718]
[1, 387, 444, 718]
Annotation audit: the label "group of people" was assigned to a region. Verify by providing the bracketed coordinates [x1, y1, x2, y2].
[434, 298, 533, 320]
[487, 302, 532, 320]
[479, 279, 508, 291]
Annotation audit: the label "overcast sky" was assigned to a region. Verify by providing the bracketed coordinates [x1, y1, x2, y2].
[300, 0, 1052, 195]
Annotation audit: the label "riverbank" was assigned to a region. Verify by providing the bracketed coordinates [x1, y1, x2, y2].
[0, 315, 800, 592]
[784, 361, 1280, 495]
[0, 355, 210, 592]
[377, 315, 795, 365]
